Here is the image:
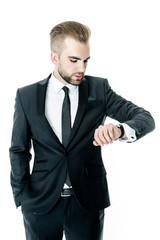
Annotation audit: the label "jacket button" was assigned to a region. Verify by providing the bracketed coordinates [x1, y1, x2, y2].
[64, 152, 68, 157]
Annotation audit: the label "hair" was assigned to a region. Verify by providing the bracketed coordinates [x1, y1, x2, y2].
[50, 21, 91, 54]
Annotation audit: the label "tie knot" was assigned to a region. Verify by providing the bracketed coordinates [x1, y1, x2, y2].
[62, 86, 69, 94]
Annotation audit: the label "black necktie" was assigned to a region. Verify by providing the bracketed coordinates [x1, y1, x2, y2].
[62, 86, 71, 147]
[62, 86, 71, 187]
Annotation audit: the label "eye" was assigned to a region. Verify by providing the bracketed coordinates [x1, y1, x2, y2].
[70, 59, 77, 63]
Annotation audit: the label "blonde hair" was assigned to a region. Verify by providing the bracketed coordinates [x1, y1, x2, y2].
[50, 21, 91, 54]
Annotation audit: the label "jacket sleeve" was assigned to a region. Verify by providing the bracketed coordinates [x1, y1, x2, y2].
[104, 79, 155, 140]
[9, 89, 32, 208]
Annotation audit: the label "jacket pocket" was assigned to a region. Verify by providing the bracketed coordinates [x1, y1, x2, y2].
[30, 169, 49, 182]
[85, 166, 106, 176]
[36, 159, 48, 164]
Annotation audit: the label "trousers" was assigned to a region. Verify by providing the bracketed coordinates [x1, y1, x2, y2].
[22, 195, 104, 240]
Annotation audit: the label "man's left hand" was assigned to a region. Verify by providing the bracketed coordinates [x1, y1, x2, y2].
[93, 123, 126, 146]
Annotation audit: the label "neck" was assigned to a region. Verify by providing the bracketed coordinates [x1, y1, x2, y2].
[53, 69, 68, 85]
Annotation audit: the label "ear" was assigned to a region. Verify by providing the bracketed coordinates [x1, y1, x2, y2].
[51, 52, 59, 64]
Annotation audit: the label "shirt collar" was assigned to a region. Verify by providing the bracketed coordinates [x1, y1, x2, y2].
[50, 73, 78, 94]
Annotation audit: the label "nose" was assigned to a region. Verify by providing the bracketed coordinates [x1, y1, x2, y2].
[77, 61, 87, 73]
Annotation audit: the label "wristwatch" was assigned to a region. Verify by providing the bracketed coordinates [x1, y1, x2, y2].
[116, 124, 125, 139]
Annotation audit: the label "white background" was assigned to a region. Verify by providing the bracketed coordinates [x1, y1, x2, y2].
[0, 0, 159, 239]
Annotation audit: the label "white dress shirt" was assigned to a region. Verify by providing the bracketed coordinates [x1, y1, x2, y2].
[45, 74, 79, 143]
[121, 123, 136, 142]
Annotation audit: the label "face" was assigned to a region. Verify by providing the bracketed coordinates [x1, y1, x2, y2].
[51, 37, 90, 85]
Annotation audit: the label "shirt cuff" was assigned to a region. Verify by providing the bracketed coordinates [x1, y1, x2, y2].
[119, 123, 137, 142]
[17, 206, 22, 212]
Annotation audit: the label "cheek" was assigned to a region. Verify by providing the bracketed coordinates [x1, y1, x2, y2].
[65, 62, 77, 72]
[59, 59, 78, 74]
[62, 59, 73, 69]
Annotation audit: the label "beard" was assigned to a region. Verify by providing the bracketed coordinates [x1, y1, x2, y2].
[58, 67, 84, 86]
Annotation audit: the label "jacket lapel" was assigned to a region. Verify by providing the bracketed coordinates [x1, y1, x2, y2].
[36, 74, 88, 150]
[67, 77, 88, 149]
[36, 74, 63, 147]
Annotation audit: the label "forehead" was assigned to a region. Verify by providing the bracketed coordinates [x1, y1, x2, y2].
[62, 37, 90, 58]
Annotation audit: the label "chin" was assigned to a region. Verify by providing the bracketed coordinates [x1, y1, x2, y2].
[71, 80, 83, 86]
[63, 76, 83, 86]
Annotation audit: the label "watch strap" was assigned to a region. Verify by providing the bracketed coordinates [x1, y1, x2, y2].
[116, 124, 125, 138]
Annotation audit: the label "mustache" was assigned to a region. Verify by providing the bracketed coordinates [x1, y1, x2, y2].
[72, 72, 84, 76]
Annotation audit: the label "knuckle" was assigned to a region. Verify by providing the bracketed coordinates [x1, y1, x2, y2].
[98, 125, 103, 130]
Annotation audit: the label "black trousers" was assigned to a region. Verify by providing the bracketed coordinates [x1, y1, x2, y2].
[23, 195, 104, 240]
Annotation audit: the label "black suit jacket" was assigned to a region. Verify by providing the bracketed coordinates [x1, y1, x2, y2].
[9, 74, 155, 214]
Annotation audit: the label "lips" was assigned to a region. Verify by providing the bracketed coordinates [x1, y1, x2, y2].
[74, 75, 83, 79]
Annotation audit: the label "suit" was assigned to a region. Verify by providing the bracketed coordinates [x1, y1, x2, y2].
[10, 74, 155, 216]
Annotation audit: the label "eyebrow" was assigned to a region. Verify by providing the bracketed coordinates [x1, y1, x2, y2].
[68, 56, 91, 61]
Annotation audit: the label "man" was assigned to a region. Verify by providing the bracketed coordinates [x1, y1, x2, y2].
[9, 21, 155, 240]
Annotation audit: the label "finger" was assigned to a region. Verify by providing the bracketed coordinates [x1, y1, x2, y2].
[93, 140, 100, 146]
[94, 128, 105, 146]
[98, 126, 109, 144]
[103, 126, 113, 144]
[108, 125, 114, 139]
[107, 125, 115, 142]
